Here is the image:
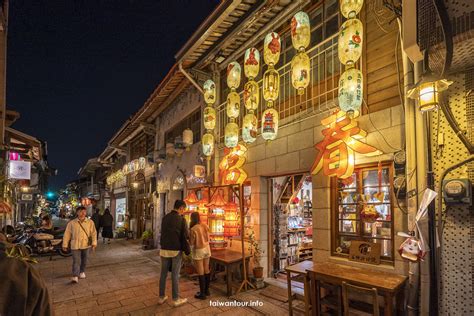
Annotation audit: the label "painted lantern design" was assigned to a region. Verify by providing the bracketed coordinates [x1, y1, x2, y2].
[226, 62, 241, 90]
[291, 51, 311, 95]
[338, 18, 363, 66]
[261, 108, 279, 141]
[263, 68, 280, 105]
[263, 32, 281, 66]
[224, 122, 239, 148]
[226, 91, 240, 119]
[338, 67, 363, 117]
[242, 113, 258, 144]
[202, 133, 215, 157]
[203, 79, 216, 105]
[203, 106, 216, 130]
[244, 48, 260, 79]
[340, 0, 364, 19]
[291, 11, 310, 51]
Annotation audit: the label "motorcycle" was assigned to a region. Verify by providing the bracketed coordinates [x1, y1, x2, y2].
[14, 227, 72, 258]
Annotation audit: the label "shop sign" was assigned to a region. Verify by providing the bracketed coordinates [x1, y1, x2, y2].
[194, 165, 206, 178]
[8, 160, 31, 180]
[219, 144, 248, 185]
[21, 193, 33, 201]
[107, 157, 147, 186]
[311, 111, 382, 179]
[349, 240, 381, 265]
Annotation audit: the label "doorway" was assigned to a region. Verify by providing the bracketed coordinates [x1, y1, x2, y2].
[269, 173, 313, 277]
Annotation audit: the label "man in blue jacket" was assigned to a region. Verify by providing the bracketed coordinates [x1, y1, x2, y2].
[157, 200, 190, 307]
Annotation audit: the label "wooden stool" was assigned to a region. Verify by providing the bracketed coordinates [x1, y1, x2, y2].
[342, 281, 381, 316]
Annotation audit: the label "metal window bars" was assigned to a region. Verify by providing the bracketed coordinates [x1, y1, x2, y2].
[215, 33, 340, 146]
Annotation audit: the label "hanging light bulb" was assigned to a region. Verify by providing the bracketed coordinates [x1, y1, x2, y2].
[338, 66, 363, 117]
[242, 113, 258, 144]
[290, 11, 311, 95]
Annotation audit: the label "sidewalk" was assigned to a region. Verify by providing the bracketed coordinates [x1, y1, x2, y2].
[35, 239, 299, 316]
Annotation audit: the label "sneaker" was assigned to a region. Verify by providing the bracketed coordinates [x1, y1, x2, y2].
[157, 296, 168, 305]
[172, 298, 188, 307]
[79, 272, 86, 279]
[71, 276, 78, 283]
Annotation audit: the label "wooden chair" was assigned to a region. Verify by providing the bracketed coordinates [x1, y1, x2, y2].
[307, 270, 343, 316]
[342, 281, 380, 316]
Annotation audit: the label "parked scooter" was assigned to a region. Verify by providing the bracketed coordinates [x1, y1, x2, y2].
[14, 227, 71, 258]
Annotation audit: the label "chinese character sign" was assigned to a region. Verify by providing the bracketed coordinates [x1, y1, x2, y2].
[219, 144, 248, 185]
[8, 160, 31, 180]
[311, 112, 382, 179]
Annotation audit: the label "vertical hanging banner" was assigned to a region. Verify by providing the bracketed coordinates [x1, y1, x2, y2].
[219, 144, 248, 185]
[8, 160, 31, 180]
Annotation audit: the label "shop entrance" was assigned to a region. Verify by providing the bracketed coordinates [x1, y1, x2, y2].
[269, 173, 313, 277]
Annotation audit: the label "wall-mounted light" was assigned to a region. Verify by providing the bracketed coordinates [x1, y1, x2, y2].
[407, 73, 452, 112]
[132, 182, 139, 189]
[21, 186, 29, 192]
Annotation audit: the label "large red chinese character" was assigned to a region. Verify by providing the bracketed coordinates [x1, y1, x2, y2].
[311, 111, 382, 179]
[219, 144, 248, 185]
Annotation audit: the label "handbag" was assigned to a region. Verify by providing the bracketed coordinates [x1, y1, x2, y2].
[78, 220, 93, 247]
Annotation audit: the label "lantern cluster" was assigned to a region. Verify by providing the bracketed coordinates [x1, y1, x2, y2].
[202, 80, 217, 159]
[290, 11, 311, 95]
[337, 0, 364, 117]
[262, 32, 281, 141]
[225, 62, 242, 148]
[242, 48, 260, 144]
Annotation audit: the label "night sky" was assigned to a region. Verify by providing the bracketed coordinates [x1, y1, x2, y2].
[7, 0, 219, 191]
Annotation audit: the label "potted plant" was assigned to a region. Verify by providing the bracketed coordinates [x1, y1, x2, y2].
[248, 229, 264, 279]
[141, 230, 154, 250]
[182, 253, 195, 275]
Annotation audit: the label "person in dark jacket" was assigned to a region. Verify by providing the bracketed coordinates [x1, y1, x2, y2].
[91, 208, 101, 239]
[100, 208, 114, 244]
[0, 238, 53, 316]
[157, 200, 190, 307]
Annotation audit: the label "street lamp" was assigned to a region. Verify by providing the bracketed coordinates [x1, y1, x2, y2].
[407, 72, 452, 112]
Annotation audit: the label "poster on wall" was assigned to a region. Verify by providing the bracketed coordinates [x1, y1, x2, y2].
[8, 161, 31, 180]
[115, 198, 127, 227]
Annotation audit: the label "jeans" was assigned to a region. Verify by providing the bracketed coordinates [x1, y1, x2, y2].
[159, 252, 182, 300]
[72, 249, 89, 277]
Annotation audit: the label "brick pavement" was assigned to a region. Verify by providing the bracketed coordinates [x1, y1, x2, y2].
[35, 239, 298, 316]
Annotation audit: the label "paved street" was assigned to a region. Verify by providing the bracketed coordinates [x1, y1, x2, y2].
[35, 239, 297, 316]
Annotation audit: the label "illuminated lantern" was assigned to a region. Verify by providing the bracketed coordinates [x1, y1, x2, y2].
[338, 66, 363, 117]
[203, 79, 216, 105]
[226, 61, 241, 90]
[183, 128, 193, 151]
[261, 108, 279, 141]
[226, 91, 240, 119]
[244, 48, 260, 79]
[203, 106, 216, 130]
[264, 32, 281, 66]
[224, 122, 239, 148]
[338, 18, 363, 66]
[219, 144, 248, 185]
[407, 74, 453, 112]
[340, 0, 364, 18]
[207, 189, 227, 248]
[263, 68, 280, 106]
[242, 113, 258, 144]
[224, 201, 239, 237]
[243, 80, 259, 111]
[291, 11, 310, 51]
[184, 190, 199, 207]
[291, 52, 311, 95]
[202, 133, 215, 158]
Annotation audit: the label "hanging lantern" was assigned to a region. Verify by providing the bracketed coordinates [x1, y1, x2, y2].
[203, 106, 216, 130]
[226, 91, 240, 119]
[184, 190, 199, 207]
[224, 122, 239, 148]
[242, 113, 258, 144]
[244, 47, 260, 79]
[338, 66, 363, 117]
[291, 52, 311, 95]
[224, 201, 239, 237]
[407, 73, 453, 112]
[338, 18, 363, 66]
[226, 61, 241, 90]
[263, 68, 280, 106]
[261, 108, 279, 141]
[202, 133, 215, 158]
[203, 79, 216, 105]
[291, 11, 310, 51]
[183, 128, 193, 151]
[243, 80, 259, 112]
[340, 0, 364, 19]
[264, 32, 281, 66]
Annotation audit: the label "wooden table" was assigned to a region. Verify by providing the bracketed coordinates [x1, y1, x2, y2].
[285, 260, 314, 316]
[210, 249, 251, 297]
[306, 262, 408, 316]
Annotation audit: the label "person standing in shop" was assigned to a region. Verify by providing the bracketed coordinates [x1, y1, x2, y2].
[91, 208, 101, 240]
[189, 212, 211, 299]
[157, 200, 190, 307]
[100, 208, 114, 244]
[62, 206, 97, 283]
